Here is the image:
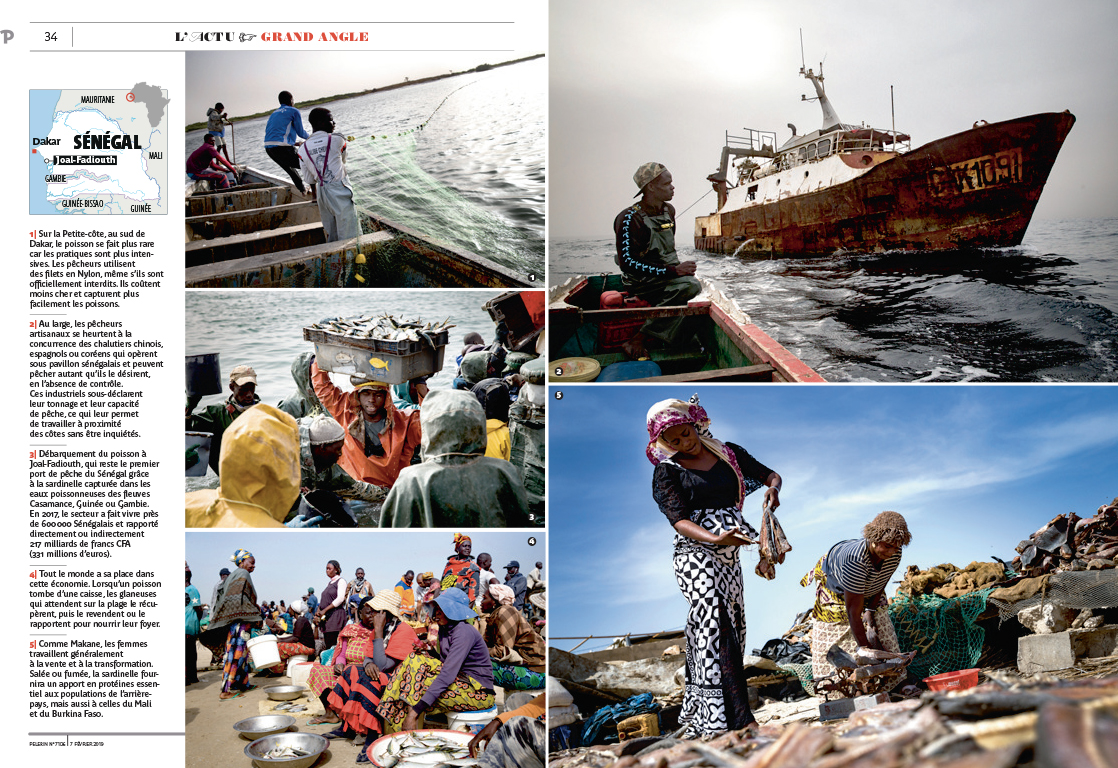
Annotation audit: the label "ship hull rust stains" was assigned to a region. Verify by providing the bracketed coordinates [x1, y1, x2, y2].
[696, 112, 1075, 256]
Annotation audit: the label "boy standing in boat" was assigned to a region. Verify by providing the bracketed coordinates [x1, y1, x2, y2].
[298, 107, 361, 243]
[264, 91, 310, 194]
[206, 102, 232, 163]
[614, 162, 702, 359]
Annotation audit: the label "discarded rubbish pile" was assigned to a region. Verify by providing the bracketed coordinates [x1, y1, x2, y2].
[1011, 497, 1118, 575]
[549, 675, 1118, 768]
[549, 497, 1118, 764]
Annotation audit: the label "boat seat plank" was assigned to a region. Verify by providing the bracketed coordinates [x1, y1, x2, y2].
[185, 231, 395, 283]
[627, 363, 777, 383]
[184, 221, 325, 253]
[578, 303, 710, 322]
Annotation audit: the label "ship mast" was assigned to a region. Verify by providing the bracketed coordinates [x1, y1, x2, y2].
[801, 66, 842, 132]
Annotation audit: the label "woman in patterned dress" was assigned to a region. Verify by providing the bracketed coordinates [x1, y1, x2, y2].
[802, 511, 914, 694]
[647, 398, 782, 737]
[209, 548, 264, 701]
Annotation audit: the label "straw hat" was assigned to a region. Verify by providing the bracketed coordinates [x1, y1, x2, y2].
[368, 588, 402, 618]
[529, 592, 547, 612]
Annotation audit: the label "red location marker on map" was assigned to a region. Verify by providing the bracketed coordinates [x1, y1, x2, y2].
[126, 92, 135, 102]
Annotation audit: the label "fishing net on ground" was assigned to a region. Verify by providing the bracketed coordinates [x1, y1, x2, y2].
[987, 569, 1118, 624]
[777, 589, 994, 694]
[889, 588, 995, 680]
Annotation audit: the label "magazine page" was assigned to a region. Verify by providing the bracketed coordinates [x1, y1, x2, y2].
[13, 4, 546, 766]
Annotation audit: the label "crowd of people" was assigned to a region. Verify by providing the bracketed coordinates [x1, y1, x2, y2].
[185, 324, 543, 528]
[187, 534, 545, 764]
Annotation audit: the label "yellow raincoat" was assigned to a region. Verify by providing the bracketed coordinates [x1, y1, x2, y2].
[185, 404, 301, 528]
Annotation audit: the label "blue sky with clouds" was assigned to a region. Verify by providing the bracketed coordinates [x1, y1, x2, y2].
[548, 385, 1118, 653]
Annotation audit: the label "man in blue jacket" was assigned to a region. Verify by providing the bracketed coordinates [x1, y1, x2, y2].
[264, 90, 309, 193]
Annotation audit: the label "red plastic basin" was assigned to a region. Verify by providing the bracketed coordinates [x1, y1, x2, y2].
[923, 668, 979, 691]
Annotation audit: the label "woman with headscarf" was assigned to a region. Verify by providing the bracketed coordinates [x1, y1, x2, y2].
[306, 592, 376, 725]
[803, 511, 917, 695]
[376, 588, 495, 732]
[441, 533, 481, 604]
[275, 599, 316, 674]
[314, 559, 349, 649]
[480, 583, 545, 691]
[319, 591, 421, 761]
[208, 548, 264, 700]
[471, 378, 511, 460]
[647, 398, 782, 737]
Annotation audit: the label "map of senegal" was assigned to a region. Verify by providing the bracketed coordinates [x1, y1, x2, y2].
[30, 85, 169, 215]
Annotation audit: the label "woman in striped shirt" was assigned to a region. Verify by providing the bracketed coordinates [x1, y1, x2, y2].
[802, 511, 912, 691]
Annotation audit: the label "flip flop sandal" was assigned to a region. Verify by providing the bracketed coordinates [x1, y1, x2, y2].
[308, 715, 338, 726]
[220, 690, 246, 701]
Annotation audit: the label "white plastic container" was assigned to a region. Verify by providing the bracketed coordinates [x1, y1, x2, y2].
[446, 706, 498, 734]
[289, 661, 314, 690]
[247, 634, 281, 669]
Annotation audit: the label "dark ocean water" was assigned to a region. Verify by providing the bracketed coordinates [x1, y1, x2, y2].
[186, 59, 544, 275]
[549, 218, 1118, 382]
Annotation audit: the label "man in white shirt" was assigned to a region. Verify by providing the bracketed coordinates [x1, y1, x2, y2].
[298, 107, 361, 243]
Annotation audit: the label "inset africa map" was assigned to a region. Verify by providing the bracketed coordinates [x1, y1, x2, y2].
[30, 85, 169, 215]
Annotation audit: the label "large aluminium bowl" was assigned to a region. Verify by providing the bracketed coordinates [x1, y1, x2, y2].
[244, 732, 328, 768]
[233, 714, 296, 740]
[263, 685, 307, 701]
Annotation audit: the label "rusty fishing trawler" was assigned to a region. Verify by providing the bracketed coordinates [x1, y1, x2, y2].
[694, 64, 1075, 256]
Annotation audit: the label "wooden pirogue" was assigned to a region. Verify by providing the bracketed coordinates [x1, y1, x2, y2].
[549, 275, 824, 383]
[184, 166, 531, 288]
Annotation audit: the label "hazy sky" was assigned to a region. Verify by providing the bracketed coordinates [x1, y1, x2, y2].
[550, 0, 1118, 238]
[548, 385, 1118, 653]
[186, 50, 538, 122]
[185, 530, 545, 611]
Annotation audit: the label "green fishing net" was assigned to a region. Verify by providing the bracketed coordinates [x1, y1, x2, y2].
[889, 588, 995, 680]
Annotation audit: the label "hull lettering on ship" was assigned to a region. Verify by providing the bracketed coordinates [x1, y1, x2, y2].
[929, 148, 1023, 196]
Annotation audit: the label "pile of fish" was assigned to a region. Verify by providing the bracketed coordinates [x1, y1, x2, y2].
[272, 702, 307, 712]
[1012, 497, 1118, 576]
[307, 314, 455, 344]
[550, 675, 1118, 768]
[379, 731, 477, 767]
[755, 505, 791, 581]
[262, 744, 313, 759]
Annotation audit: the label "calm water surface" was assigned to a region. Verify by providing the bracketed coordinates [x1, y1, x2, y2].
[550, 218, 1118, 382]
[187, 60, 544, 276]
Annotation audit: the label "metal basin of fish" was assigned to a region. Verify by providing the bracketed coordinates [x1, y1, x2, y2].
[233, 714, 296, 740]
[366, 729, 475, 768]
[263, 685, 307, 701]
[245, 732, 328, 768]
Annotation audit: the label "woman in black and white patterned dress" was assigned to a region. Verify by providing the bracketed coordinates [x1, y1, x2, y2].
[646, 398, 782, 737]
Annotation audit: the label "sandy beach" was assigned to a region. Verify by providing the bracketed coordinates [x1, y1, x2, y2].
[186, 642, 509, 767]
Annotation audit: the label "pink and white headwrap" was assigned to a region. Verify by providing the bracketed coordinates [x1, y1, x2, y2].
[645, 398, 747, 510]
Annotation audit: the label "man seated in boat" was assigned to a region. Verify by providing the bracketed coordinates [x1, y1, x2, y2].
[310, 358, 422, 489]
[264, 90, 310, 195]
[186, 133, 239, 190]
[614, 162, 702, 359]
[298, 107, 361, 243]
[186, 364, 260, 475]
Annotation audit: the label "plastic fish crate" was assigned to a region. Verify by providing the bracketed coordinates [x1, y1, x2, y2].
[598, 318, 645, 352]
[303, 327, 448, 385]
